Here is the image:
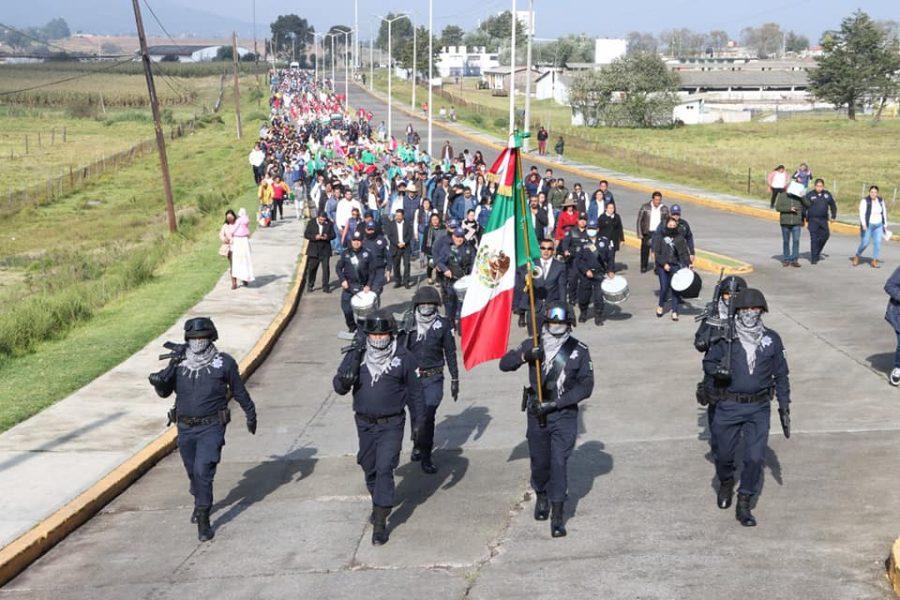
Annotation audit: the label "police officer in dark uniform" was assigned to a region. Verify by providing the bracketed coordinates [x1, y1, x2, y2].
[435, 227, 476, 330]
[703, 288, 791, 527]
[559, 212, 590, 303]
[403, 286, 459, 474]
[333, 311, 425, 545]
[499, 302, 594, 537]
[804, 178, 837, 264]
[363, 221, 391, 295]
[693, 275, 747, 460]
[335, 230, 375, 334]
[575, 220, 615, 326]
[149, 317, 257, 541]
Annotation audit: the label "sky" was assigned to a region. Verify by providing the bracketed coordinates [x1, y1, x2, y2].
[209, 0, 897, 41]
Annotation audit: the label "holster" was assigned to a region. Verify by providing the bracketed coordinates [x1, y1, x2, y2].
[166, 406, 177, 427]
[218, 407, 232, 426]
[522, 386, 534, 412]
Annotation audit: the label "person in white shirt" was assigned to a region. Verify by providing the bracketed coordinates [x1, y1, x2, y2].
[853, 185, 888, 268]
[248, 144, 265, 184]
[335, 189, 363, 235]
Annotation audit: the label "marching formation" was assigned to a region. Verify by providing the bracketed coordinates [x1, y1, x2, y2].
[158, 66, 900, 550]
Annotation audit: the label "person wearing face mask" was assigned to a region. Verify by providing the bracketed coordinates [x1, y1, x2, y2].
[402, 286, 460, 474]
[693, 275, 747, 459]
[653, 216, 693, 321]
[500, 302, 594, 538]
[703, 288, 791, 527]
[575, 220, 616, 326]
[148, 317, 257, 542]
[336, 231, 375, 334]
[333, 311, 425, 545]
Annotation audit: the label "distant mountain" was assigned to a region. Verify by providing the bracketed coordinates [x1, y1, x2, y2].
[0, 0, 254, 37]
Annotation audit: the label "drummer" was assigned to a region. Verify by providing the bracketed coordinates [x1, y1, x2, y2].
[336, 230, 375, 334]
[434, 227, 476, 331]
[363, 222, 391, 295]
[652, 215, 693, 322]
[575, 220, 615, 326]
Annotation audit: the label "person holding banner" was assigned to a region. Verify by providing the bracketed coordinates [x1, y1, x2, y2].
[499, 302, 594, 538]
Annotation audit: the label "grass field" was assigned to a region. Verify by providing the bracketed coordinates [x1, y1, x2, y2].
[0, 79, 269, 431]
[373, 72, 899, 219]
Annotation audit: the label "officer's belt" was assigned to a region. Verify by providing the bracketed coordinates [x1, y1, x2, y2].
[355, 411, 405, 424]
[418, 367, 443, 378]
[177, 413, 221, 427]
[723, 388, 773, 404]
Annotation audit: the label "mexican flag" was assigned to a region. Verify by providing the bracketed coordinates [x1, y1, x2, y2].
[460, 139, 541, 370]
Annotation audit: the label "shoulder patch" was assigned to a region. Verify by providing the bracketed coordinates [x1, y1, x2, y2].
[570, 349, 579, 360]
[577, 341, 588, 349]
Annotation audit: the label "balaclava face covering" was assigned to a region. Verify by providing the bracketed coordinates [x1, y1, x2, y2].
[415, 304, 439, 340]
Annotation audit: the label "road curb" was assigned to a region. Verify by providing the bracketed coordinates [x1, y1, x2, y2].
[0, 233, 309, 587]
[888, 538, 900, 596]
[621, 233, 753, 276]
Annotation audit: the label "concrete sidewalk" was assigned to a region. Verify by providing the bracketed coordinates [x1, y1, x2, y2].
[0, 214, 307, 549]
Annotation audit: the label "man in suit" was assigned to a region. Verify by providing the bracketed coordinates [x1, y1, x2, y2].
[304, 213, 336, 292]
[515, 239, 567, 331]
[528, 196, 549, 242]
[386, 208, 415, 288]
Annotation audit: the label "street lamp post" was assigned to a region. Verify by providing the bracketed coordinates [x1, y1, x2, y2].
[411, 22, 417, 111]
[327, 33, 338, 90]
[523, 0, 534, 151]
[377, 14, 410, 142]
[338, 29, 353, 102]
[427, 0, 433, 157]
[508, 0, 517, 135]
[370, 23, 375, 91]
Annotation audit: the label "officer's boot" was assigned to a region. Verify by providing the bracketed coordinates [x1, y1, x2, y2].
[735, 493, 756, 527]
[190, 506, 200, 524]
[578, 307, 589, 323]
[717, 479, 734, 509]
[372, 506, 391, 545]
[550, 502, 567, 537]
[196, 508, 214, 542]
[420, 450, 438, 474]
[410, 447, 422, 462]
[594, 306, 604, 326]
[533, 492, 550, 521]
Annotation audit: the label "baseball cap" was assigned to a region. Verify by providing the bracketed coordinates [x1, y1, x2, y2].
[671, 204, 682, 215]
[452, 227, 465, 237]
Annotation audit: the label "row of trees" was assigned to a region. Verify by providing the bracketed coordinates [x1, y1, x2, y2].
[1, 18, 71, 52]
[626, 24, 808, 58]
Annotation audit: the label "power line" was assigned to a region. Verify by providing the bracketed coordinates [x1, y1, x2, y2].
[0, 22, 74, 54]
[0, 58, 133, 96]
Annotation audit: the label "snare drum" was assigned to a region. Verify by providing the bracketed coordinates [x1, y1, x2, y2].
[350, 290, 379, 321]
[600, 275, 630, 304]
[452, 275, 472, 299]
[670, 267, 702, 299]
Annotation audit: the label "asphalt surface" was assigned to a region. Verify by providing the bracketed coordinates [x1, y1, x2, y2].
[2, 83, 898, 599]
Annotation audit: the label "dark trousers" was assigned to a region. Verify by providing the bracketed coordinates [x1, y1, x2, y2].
[712, 400, 770, 496]
[252, 165, 262, 184]
[894, 331, 900, 369]
[340, 289, 357, 330]
[177, 423, 225, 509]
[306, 255, 330, 290]
[707, 402, 718, 458]
[577, 276, 604, 317]
[565, 262, 578, 302]
[526, 409, 577, 503]
[355, 413, 405, 507]
[808, 218, 830, 263]
[272, 199, 284, 220]
[371, 266, 387, 295]
[656, 267, 681, 312]
[415, 375, 444, 454]
[441, 281, 461, 324]
[392, 247, 411, 284]
[770, 187, 784, 208]
[640, 234, 652, 271]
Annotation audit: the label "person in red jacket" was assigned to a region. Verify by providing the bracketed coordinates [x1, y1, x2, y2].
[554, 200, 579, 243]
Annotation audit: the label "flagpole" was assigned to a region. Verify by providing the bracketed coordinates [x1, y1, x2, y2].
[512, 132, 545, 423]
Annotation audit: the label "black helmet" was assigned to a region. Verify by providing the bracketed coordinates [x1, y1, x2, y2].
[184, 317, 218, 341]
[362, 310, 398, 334]
[543, 301, 575, 325]
[412, 285, 442, 306]
[733, 288, 768, 312]
[716, 275, 747, 299]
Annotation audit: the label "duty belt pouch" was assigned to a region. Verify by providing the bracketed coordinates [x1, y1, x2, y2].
[166, 405, 177, 427]
[218, 407, 232, 426]
[521, 386, 535, 412]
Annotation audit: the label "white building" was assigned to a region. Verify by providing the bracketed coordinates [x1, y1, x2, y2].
[673, 95, 752, 125]
[534, 70, 572, 105]
[594, 38, 626, 65]
[436, 46, 499, 78]
[145, 44, 251, 62]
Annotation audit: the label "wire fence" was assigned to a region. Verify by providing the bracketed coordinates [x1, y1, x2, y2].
[1, 118, 197, 216]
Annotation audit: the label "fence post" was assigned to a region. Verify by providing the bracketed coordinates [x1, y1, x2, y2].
[747, 167, 751, 195]
[51, 128, 55, 145]
[24, 135, 28, 155]
[69, 165, 74, 189]
[63, 127, 67, 142]
[37, 132, 41, 147]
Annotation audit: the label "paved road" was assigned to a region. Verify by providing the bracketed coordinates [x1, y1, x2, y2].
[2, 85, 898, 599]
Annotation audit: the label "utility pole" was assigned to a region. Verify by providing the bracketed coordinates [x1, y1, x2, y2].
[252, 0, 259, 83]
[412, 22, 417, 110]
[523, 0, 533, 152]
[231, 31, 243, 139]
[427, 0, 433, 157]
[508, 0, 517, 134]
[131, 0, 177, 233]
[370, 28, 374, 90]
[354, 0, 359, 70]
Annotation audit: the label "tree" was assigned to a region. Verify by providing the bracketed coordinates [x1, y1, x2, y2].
[270, 14, 314, 56]
[626, 31, 658, 55]
[570, 52, 679, 127]
[784, 31, 809, 53]
[3, 29, 30, 52]
[708, 30, 729, 51]
[740, 22, 783, 58]
[659, 28, 707, 56]
[376, 13, 413, 52]
[216, 45, 236, 61]
[464, 11, 525, 52]
[441, 25, 465, 48]
[538, 34, 594, 66]
[810, 10, 900, 120]
[41, 17, 70, 40]
[323, 25, 351, 65]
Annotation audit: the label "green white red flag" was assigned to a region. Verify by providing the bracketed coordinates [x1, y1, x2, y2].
[460, 140, 541, 370]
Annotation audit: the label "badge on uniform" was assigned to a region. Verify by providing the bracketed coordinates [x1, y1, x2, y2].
[390, 357, 402, 369]
[350, 256, 359, 266]
[570, 349, 579, 360]
[433, 321, 442, 330]
[761, 336, 772, 348]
